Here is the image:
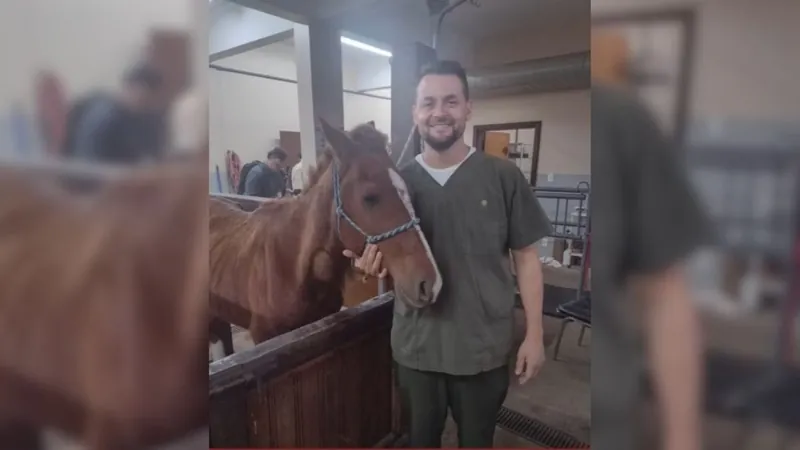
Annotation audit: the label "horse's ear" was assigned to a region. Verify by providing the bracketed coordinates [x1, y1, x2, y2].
[319, 117, 357, 162]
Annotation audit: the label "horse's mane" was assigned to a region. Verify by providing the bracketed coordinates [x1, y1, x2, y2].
[304, 123, 389, 190]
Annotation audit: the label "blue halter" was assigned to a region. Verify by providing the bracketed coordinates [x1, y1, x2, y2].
[332, 163, 420, 246]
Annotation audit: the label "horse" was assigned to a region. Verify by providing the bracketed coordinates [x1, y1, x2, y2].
[0, 156, 208, 450]
[208, 119, 442, 357]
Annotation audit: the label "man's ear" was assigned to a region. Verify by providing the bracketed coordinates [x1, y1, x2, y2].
[319, 117, 358, 163]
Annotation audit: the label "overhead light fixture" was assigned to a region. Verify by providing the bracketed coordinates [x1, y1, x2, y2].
[340, 36, 392, 57]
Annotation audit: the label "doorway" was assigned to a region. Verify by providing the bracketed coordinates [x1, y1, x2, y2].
[473, 121, 542, 186]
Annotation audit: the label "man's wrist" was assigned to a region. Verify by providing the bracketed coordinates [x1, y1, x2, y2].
[524, 320, 543, 341]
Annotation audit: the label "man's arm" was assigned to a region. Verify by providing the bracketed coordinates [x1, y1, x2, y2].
[513, 244, 544, 343]
[504, 163, 552, 383]
[633, 264, 703, 450]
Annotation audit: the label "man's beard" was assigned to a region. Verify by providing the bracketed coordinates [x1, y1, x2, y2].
[421, 123, 464, 152]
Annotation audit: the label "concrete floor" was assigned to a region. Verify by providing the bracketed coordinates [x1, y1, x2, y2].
[696, 308, 800, 450]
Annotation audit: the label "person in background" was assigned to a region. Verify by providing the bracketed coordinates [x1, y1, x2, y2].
[62, 63, 167, 164]
[169, 87, 205, 158]
[291, 158, 308, 194]
[241, 147, 287, 198]
[346, 60, 551, 448]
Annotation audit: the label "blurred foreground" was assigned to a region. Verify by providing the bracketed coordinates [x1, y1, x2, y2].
[0, 0, 208, 449]
[592, 0, 800, 448]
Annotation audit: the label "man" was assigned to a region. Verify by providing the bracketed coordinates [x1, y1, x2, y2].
[592, 83, 709, 450]
[242, 147, 287, 198]
[291, 158, 308, 194]
[169, 87, 205, 157]
[63, 63, 166, 164]
[346, 60, 552, 448]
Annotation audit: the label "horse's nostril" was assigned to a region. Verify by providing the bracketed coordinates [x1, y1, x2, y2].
[419, 281, 430, 300]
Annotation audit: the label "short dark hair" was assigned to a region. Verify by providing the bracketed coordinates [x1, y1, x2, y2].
[267, 147, 287, 161]
[124, 64, 163, 91]
[417, 60, 470, 100]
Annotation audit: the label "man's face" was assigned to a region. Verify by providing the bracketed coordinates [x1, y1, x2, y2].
[267, 157, 285, 170]
[413, 74, 472, 152]
[126, 85, 159, 112]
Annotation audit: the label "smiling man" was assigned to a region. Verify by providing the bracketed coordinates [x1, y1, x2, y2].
[345, 60, 552, 448]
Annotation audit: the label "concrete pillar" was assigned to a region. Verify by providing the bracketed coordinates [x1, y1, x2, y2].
[390, 42, 437, 167]
[294, 21, 344, 169]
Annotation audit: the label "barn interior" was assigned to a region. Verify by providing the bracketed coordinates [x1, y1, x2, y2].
[1, 0, 799, 447]
[209, 0, 800, 449]
[209, 0, 591, 447]
[594, 0, 800, 448]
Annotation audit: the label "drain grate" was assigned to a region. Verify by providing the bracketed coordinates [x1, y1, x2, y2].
[496, 406, 589, 448]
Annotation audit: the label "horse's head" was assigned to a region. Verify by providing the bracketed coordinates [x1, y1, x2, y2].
[320, 118, 441, 308]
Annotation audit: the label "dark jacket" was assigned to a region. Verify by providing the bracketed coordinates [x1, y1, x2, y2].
[243, 163, 285, 198]
[63, 93, 165, 164]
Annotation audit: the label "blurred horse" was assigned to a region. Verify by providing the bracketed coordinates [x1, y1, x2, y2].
[208, 120, 441, 356]
[0, 155, 208, 450]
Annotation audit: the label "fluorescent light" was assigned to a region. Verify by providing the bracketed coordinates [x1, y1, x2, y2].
[340, 36, 392, 57]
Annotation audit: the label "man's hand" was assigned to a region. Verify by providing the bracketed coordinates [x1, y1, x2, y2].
[343, 244, 388, 278]
[515, 335, 545, 385]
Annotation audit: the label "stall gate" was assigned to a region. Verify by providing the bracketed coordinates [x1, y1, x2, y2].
[208, 193, 404, 448]
[209, 294, 403, 448]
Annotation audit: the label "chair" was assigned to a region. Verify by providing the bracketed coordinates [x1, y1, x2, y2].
[552, 292, 591, 361]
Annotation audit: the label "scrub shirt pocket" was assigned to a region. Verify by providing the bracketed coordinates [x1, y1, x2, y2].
[459, 195, 507, 255]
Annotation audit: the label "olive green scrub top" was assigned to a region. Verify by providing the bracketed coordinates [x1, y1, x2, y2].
[393, 150, 552, 375]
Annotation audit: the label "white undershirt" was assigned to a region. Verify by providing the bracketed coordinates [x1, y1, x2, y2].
[415, 147, 476, 186]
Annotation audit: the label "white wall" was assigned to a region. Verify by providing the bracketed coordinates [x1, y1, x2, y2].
[464, 21, 591, 177]
[1, 0, 193, 107]
[209, 40, 392, 173]
[594, 0, 800, 121]
[1, 0, 196, 158]
[465, 90, 591, 176]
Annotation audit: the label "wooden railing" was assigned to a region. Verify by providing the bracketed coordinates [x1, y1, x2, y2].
[209, 294, 404, 448]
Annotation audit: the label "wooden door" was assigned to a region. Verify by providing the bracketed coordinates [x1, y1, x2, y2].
[591, 30, 630, 85]
[146, 30, 190, 107]
[483, 131, 511, 159]
[279, 130, 301, 169]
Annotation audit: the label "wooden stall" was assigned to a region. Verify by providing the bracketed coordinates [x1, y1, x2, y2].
[209, 193, 405, 447]
[209, 294, 405, 448]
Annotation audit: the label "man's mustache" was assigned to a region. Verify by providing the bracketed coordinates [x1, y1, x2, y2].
[427, 118, 455, 127]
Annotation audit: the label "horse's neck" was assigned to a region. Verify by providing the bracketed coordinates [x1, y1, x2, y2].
[299, 166, 350, 284]
[303, 168, 339, 247]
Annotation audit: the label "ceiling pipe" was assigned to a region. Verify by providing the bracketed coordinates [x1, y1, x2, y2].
[468, 51, 591, 98]
[432, 0, 468, 51]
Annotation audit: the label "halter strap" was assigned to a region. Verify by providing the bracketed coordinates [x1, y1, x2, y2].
[332, 163, 420, 247]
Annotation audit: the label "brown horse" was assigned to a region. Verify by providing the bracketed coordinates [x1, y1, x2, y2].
[0, 157, 208, 450]
[209, 119, 441, 353]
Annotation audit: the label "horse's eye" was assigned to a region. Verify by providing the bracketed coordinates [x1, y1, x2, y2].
[363, 194, 380, 208]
